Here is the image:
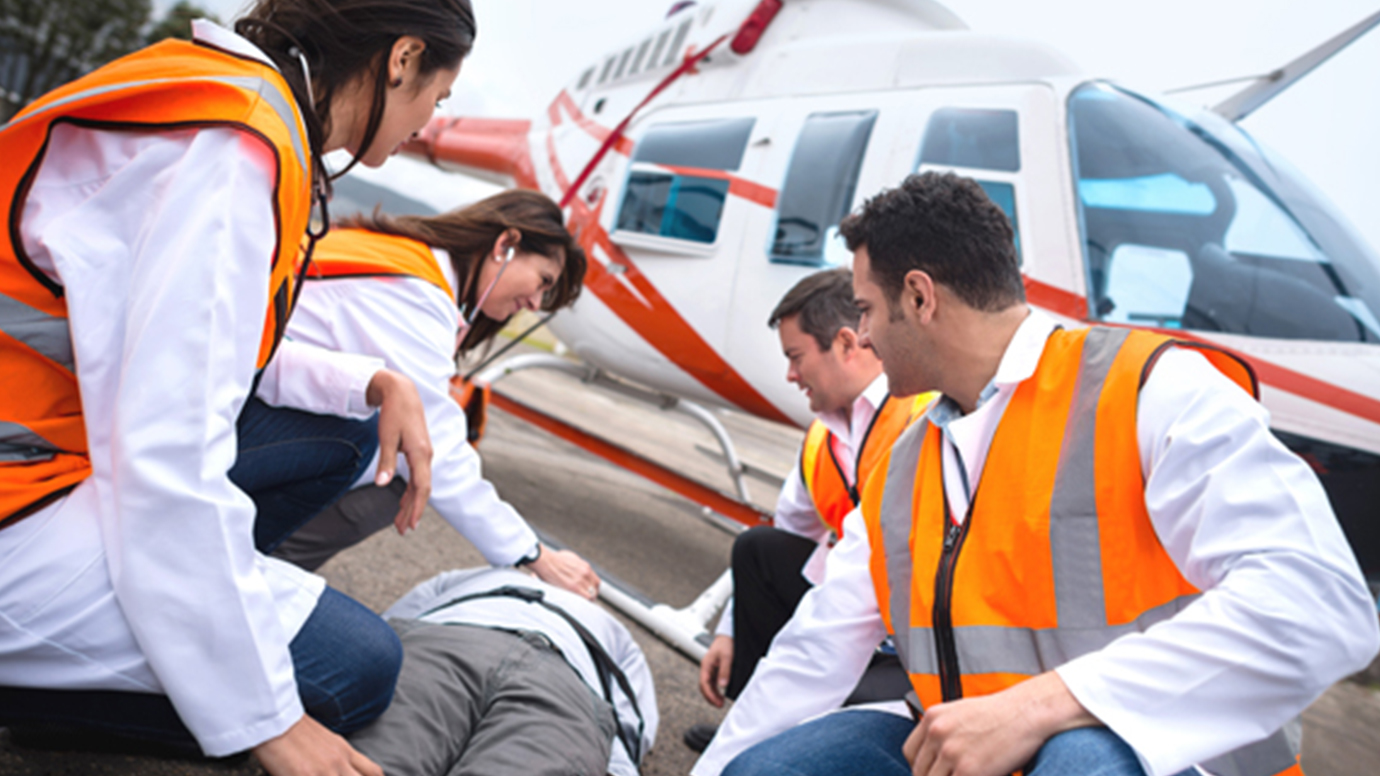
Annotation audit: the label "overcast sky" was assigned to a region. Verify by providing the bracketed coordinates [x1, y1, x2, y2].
[159, 0, 1380, 253]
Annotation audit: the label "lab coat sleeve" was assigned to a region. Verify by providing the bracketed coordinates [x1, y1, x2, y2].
[63, 128, 305, 754]
[772, 455, 830, 542]
[692, 508, 887, 776]
[254, 338, 383, 419]
[1056, 348, 1380, 776]
[327, 281, 540, 566]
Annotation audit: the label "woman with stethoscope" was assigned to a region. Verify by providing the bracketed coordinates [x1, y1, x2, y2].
[0, 1, 474, 774]
[276, 189, 603, 599]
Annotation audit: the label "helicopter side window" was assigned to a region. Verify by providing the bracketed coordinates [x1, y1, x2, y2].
[1070, 84, 1380, 342]
[615, 117, 756, 245]
[919, 108, 1020, 172]
[914, 109, 1022, 264]
[771, 110, 878, 266]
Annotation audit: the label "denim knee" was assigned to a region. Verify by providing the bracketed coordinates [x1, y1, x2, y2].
[1028, 727, 1149, 776]
[290, 588, 402, 734]
[724, 710, 913, 776]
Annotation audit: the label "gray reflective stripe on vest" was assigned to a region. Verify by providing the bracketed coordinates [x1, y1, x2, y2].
[1049, 326, 1128, 628]
[902, 594, 1195, 675]
[877, 326, 1298, 775]
[0, 291, 72, 369]
[0, 421, 58, 461]
[1, 75, 307, 179]
[879, 419, 928, 668]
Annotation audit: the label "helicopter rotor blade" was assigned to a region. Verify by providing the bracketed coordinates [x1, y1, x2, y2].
[1212, 8, 1380, 123]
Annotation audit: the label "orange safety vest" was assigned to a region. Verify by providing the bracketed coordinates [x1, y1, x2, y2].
[0, 39, 312, 526]
[305, 228, 455, 299]
[862, 327, 1303, 776]
[304, 228, 495, 443]
[799, 391, 934, 537]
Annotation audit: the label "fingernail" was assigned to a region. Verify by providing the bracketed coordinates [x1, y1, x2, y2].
[376, 471, 392, 486]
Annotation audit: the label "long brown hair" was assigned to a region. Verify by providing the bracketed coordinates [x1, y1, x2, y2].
[342, 189, 587, 352]
[235, 0, 477, 193]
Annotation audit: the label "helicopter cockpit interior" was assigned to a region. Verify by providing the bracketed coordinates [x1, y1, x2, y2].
[1070, 83, 1380, 344]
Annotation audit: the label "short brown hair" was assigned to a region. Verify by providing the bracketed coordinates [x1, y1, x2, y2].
[839, 172, 1024, 314]
[768, 268, 860, 351]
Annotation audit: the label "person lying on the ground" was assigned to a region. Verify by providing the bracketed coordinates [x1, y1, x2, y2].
[347, 567, 657, 776]
[271, 190, 601, 598]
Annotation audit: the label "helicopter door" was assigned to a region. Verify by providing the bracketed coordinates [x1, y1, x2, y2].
[906, 84, 1074, 297]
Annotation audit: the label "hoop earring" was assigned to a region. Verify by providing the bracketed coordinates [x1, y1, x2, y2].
[389, 77, 402, 88]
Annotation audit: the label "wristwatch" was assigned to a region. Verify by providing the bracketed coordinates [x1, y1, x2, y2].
[515, 544, 542, 567]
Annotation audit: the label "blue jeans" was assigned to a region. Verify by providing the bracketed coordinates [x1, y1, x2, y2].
[0, 399, 398, 753]
[230, 397, 380, 552]
[0, 589, 401, 752]
[723, 709, 1187, 776]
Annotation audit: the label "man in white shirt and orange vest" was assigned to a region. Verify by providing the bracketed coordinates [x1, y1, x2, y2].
[691, 172, 1379, 776]
[687, 268, 929, 752]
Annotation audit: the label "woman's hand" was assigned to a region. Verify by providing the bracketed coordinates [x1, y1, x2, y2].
[527, 546, 601, 600]
[253, 714, 382, 776]
[365, 369, 432, 534]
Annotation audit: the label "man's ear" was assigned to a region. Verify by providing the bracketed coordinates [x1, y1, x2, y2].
[834, 326, 860, 358]
[903, 269, 936, 324]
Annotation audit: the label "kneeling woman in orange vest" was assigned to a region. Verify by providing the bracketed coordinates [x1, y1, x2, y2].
[277, 189, 603, 598]
[0, 1, 475, 774]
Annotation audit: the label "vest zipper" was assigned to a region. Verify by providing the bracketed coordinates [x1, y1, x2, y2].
[933, 495, 974, 703]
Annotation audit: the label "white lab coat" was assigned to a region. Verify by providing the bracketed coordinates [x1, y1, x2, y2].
[284, 249, 541, 566]
[693, 310, 1380, 776]
[715, 373, 889, 638]
[0, 21, 382, 756]
[385, 567, 659, 776]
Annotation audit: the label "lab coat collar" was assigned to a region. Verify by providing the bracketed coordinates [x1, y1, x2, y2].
[192, 19, 278, 71]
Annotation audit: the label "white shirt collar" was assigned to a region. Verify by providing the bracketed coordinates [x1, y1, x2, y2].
[192, 19, 277, 70]
[929, 308, 1058, 429]
[817, 372, 889, 444]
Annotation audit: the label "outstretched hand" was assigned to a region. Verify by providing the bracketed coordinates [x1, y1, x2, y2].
[698, 634, 734, 707]
[365, 369, 432, 535]
[527, 546, 601, 600]
[253, 714, 382, 776]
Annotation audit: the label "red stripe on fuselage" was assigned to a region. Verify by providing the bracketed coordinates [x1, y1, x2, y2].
[658, 164, 778, 209]
[1023, 277, 1380, 426]
[550, 91, 636, 157]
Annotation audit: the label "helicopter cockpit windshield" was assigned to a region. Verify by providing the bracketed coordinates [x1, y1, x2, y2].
[1069, 83, 1380, 343]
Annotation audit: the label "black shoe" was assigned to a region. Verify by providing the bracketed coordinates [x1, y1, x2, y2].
[683, 722, 718, 753]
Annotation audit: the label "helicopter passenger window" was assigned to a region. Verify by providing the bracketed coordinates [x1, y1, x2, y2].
[1070, 84, 1380, 342]
[630, 39, 652, 76]
[919, 108, 1020, 172]
[771, 110, 878, 266]
[974, 180, 1021, 265]
[615, 117, 756, 245]
[649, 29, 672, 71]
[665, 20, 692, 67]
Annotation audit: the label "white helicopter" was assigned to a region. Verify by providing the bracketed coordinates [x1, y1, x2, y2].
[389, 0, 1380, 657]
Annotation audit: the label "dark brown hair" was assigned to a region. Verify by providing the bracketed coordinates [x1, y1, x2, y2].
[342, 189, 587, 352]
[839, 172, 1024, 315]
[235, 0, 477, 192]
[768, 267, 861, 351]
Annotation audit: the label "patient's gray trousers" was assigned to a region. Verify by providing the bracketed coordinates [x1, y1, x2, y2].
[348, 619, 616, 776]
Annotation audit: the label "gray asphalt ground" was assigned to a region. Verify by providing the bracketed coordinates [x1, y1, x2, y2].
[3, 358, 1378, 775]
